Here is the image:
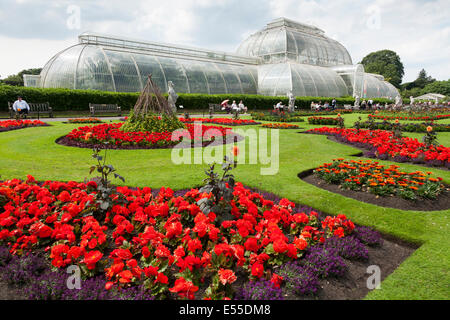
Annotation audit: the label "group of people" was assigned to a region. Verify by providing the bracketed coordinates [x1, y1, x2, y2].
[310, 99, 337, 111]
[221, 100, 247, 113]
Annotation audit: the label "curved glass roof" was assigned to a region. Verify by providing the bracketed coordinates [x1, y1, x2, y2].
[40, 43, 258, 94]
[236, 18, 352, 67]
[258, 62, 349, 97]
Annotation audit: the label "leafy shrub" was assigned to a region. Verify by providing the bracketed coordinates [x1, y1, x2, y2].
[120, 110, 185, 133]
[235, 280, 284, 300]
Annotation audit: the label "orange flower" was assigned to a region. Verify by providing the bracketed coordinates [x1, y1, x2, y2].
[426, 126, 433, 132]
[84, 132, 93, 141]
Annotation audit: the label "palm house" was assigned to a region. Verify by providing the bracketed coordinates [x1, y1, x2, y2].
[28, 18, 400, 99]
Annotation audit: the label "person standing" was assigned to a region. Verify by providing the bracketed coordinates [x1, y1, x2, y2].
[331, 98, 336, 110]
[12, 96, 30, 117]
[231, 100, 239, 112]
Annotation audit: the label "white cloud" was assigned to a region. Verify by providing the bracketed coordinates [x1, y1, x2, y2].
[0, 36, 74, 78]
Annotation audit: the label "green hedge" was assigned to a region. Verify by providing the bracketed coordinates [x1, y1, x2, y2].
[0, 84, 394, 112]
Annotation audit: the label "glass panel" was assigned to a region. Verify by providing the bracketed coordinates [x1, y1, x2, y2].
[157, 57, 189, 93]
[215, 63, 242, 93]
[104, 50, 141, 92]
[290, 66, 306, 96]
[132, 53, 167, 92]
[235, 67, 258, 94]
[295, 65, 317, 96]
[202, 62, 227, 94]
[182, 60, 209, 93]
[43, 45, 84, 89]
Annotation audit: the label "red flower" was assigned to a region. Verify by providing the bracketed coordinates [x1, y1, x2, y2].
[270, 273, 283, 289]
[334, 227, 345, 238]
[187, 238, 202, 253]
[244, 237, 259, 252]
[169, 277, 199, 299]
[294, 237, 308, 251]
[57, 191, 71, 202]
[118, 270, 134, 283]
[105, 282, 114, 290]
[251, 263, 264, 278]
[273, 239, 288, 253]
[83, 250, 103, 270]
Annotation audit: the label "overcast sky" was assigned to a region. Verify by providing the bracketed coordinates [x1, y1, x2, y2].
[0, 0, 448, 83]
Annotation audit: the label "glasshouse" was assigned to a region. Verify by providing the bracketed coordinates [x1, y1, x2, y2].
[30, 18, 400, 99]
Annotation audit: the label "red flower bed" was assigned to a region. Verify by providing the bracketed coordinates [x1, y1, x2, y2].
[180, 118, 259, 126]
[307, 127, 450, 167]
[0, 176, 356, 299]
[368, 114, 450, 121]
[0, 120, 48, 132]
[63, 123, 236, 149]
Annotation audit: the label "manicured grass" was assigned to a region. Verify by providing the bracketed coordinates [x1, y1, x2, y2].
[0, 113, 449, 300]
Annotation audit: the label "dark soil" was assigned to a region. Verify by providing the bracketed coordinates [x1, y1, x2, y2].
[55, 134, 244, 150]
[299, 169, 450, 211]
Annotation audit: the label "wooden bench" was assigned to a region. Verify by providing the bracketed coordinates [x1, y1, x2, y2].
[8, 101, 53, 119]
[89, 103, 121, 116]
[208, 103, 222, 112]
[203, 103, 223, 117]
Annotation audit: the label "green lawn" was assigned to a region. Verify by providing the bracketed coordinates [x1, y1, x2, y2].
[0, 113, 449, 300]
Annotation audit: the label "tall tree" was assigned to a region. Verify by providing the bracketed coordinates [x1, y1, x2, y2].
[360, 50, 404, 88]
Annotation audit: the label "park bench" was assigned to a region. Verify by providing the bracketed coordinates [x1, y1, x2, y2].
[8, 101, 53, 119]
[89, 103, 122, 116]
[208, 103, 222, 112]
[203, 103, 223, 117]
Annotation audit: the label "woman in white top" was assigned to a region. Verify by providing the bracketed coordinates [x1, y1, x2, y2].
[231, 100, 239, 111]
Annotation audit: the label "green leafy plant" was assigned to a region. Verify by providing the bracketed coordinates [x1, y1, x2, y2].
[120, 110, 185, 133]
[197, 156, 237, 223]
[423, 126, 438, 147]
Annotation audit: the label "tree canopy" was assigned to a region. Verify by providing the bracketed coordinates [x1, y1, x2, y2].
[360, 50, 404, 88]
